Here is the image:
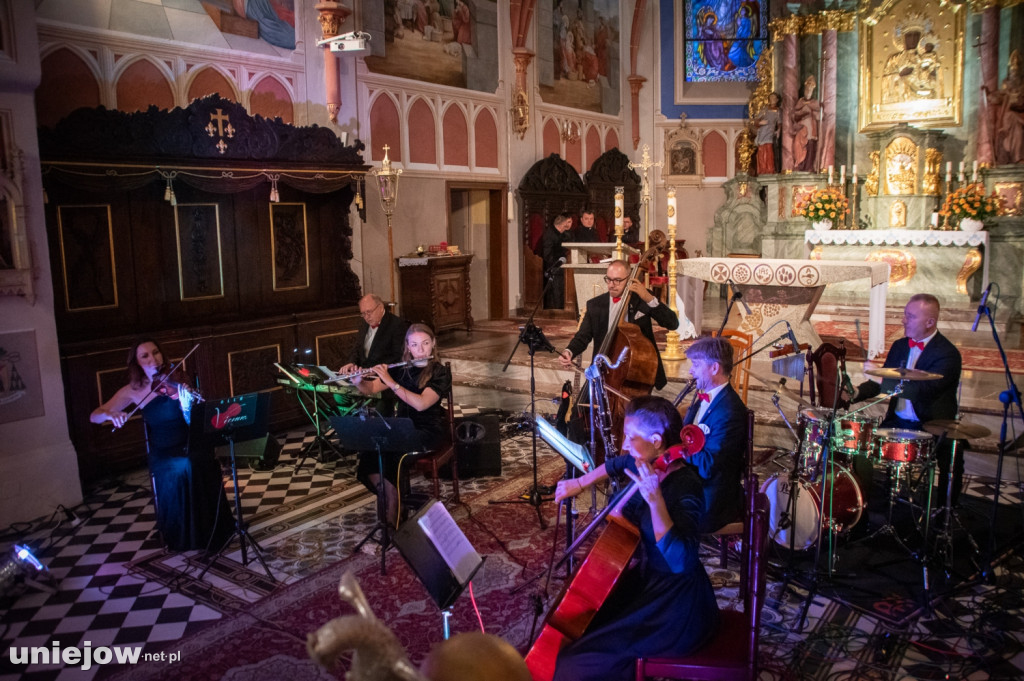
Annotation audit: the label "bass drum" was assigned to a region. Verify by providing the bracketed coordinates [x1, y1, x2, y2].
[760, 464, 865, 550]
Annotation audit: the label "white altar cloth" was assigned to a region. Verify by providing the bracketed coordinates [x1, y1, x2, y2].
[679, 258, 890, 358]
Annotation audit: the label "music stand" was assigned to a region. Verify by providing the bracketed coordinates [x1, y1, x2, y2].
[196, 393, 275, 581]
[277, 363, 345, 471]
[331, 415, 423, 575]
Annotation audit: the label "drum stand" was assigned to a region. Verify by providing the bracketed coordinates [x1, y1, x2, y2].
[932, 439, 980, 579]
[862, 460, 924, 558]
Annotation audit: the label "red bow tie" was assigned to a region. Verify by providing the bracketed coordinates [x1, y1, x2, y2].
[908, 339, 925, 350]
[370, 324, 379, 329]
[697, 392, 711, 403]
[611, 296, 621, 304]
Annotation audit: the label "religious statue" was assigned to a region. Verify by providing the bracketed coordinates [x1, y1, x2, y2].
[986, 50, 1024, 165]
[792, 75, 821, 172]
[923, 148, 942, 196]
[754, 92, 781, 175]
[865, 151, 880, 197]
[737, 128, 756, 175]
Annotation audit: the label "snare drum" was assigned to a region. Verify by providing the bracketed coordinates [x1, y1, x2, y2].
[836, 413, 879, 458]
[796, 409, 825, 470]
[874, 428, 934, 464]
[760, 463, 864, 549]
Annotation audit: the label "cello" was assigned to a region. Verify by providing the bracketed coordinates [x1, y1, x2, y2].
[524, 425, 706, 681]
[590, 245, 668, 460]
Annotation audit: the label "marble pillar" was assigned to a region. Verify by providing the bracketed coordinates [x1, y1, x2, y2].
[818, 28, 837, 171]
[977, 5, 1000, 165]
[781, 34, 798, 172]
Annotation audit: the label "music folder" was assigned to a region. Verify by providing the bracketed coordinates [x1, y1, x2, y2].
[190, 392, 271, 456]
[535, 415, 595, 473]
[392, 500, 485, 610]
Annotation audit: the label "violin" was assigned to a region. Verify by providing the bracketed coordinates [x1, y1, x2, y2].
[152, 363, 204, 403]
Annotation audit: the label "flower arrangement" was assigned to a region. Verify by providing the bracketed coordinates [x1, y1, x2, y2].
[939, 183, 1003, 225]
[796, 187, 850, 224]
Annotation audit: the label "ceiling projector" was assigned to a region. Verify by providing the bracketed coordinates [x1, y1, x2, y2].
[318, 31, 370, 54]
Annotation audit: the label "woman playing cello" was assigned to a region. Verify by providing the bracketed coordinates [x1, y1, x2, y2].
[548, 396, 719, 681]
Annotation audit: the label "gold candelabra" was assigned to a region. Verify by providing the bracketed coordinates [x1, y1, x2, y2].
[371, 145, 402, 305]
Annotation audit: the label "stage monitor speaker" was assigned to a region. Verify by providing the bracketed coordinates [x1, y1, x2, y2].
[442, 414, 501, 479]
[214, 435, 281, 471]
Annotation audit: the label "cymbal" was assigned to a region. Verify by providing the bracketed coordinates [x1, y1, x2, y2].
[750, 372, 817, 411]
[864, 367, 943, 381]
[922, 419, 991, 440]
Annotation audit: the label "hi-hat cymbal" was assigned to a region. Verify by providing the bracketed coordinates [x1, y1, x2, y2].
[750, 372, 817, 411]
[864, 367, 943, 381]
[923, 419, 991, 440]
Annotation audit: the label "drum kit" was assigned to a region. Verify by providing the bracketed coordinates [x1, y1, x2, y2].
[755, 368, 990, 572]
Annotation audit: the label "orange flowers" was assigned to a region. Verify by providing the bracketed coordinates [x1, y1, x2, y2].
[940, 183, 1003, 225]
[797, 187, 850, 222]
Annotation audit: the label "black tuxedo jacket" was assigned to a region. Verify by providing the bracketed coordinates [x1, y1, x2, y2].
[683, 383, 748, 532]
[854, 331, 961, 425]
[347, 311, 409, 368]
[565, 291, 679, 389]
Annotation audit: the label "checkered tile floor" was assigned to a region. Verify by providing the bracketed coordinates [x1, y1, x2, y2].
[2, 408, 1022, 681]
[0, 405, 538, 681]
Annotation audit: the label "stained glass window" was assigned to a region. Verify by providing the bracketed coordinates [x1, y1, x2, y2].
[684, 0, 768, 83]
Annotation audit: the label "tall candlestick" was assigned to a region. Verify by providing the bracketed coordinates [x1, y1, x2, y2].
[667, 189, 677, 228]
[614, 186, 625, 260]
[662, 187, 683, 360]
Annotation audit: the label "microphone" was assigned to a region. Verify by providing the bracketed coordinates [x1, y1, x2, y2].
[972, 282, 992, 332]
[726, 278, 752, 314]
[545, 256, 567, 277]
[784, 321, 800, 354]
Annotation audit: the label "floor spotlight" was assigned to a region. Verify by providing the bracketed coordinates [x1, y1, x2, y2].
[0, 544, 57, 597]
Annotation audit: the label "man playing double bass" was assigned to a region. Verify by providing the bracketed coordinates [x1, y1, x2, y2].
[558, 260, 679, 390]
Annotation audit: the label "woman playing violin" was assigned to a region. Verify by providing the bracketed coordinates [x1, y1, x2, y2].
[90, 339, 233, 552]
[351, 324, 451, 526]
[551, 396, 719, 681]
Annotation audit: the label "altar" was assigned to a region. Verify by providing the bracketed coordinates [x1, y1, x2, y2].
[564, 242, 639, 317]
[680, 257, 890, 358]
[804, 229, 988, 304]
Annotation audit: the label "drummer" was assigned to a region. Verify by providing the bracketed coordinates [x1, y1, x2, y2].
[846, 294, 963, 507]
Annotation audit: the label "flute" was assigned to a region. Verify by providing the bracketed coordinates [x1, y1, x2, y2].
[325, 356, 434, 384]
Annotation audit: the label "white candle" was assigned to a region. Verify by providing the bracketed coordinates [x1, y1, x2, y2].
[840, 165, 846, 185]
[946, 162, 953, 175]
[972, 160, 979, 182]
[930, 212, 939, 228]
[852, 164, 857, 177]
[828, 165, 834, 185]
[666, 189, 677, 228]
[614, 187, 624, 236]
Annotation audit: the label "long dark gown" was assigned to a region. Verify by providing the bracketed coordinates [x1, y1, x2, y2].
[355, 363, 451, 495]
[143, 395, 234, 552]
[552, 456, 720, 681]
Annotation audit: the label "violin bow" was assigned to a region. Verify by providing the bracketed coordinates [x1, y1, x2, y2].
[112, 342, 201, 432]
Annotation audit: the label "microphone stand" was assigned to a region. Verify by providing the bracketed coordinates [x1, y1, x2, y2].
[974, 288, 1024, 584]
[716, 287, 745, 337]
[491, 265, 561, 529]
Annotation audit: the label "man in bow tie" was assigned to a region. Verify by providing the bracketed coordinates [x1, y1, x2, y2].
[848, 293, 963, 506]
[681, 336, 747, 532]
[558, 260, 679, 390]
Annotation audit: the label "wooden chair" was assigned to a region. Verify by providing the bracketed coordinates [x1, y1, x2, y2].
[636, 494, 771, 681]
[708, 410, 755, 589]
[407, 362, 460, 504]
[807, 339, 849, 410]
[719, 329, 753, 405]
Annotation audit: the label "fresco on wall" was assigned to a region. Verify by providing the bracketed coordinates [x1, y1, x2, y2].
[684, 0, 766, 82]
[539, 0, 620, 114]
[364, 0, 499, 92]
[205, 0, 296, 50]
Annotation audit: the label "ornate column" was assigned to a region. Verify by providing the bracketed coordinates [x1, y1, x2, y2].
[628, 0, 648, 150]
[977, 2, 1001, 165]
[511, 47, 534, 139]
[818, 16, 840, 171]
[780, 29, 799, 171]
[315, 1, 352, 123]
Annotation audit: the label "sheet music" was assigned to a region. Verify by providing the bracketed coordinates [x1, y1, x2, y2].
[417, 502, 482, 585]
